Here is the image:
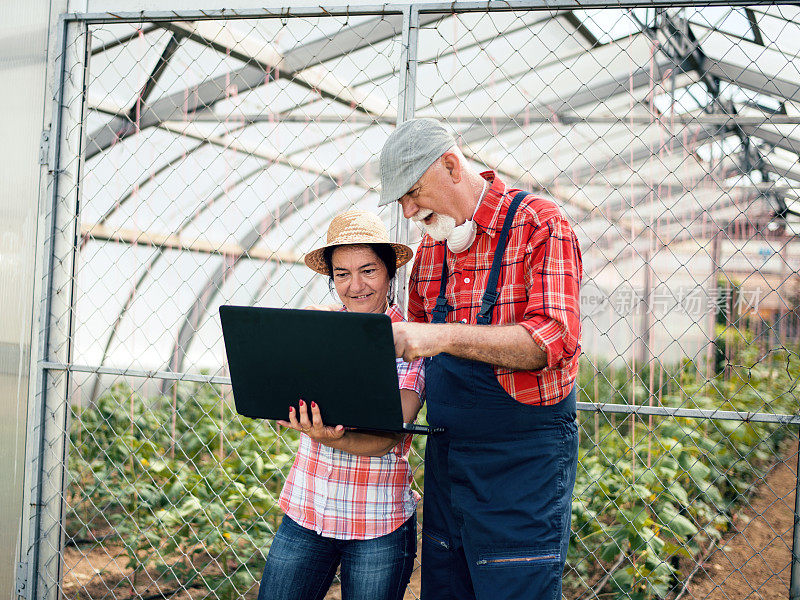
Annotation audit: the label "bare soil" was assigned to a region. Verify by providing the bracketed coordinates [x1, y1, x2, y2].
[62, 543, 214, 600]
[685, 439, 797, 600]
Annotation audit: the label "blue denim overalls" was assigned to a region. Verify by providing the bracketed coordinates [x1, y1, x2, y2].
[421, 192, 579, 600]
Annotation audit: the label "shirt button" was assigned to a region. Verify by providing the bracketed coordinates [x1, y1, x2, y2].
[464, 277, 471, 283]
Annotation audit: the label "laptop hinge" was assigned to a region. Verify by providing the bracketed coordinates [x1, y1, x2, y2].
[402, 423, 445, 434]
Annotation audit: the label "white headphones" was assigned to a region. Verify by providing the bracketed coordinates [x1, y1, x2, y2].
[446, 179, 487, 254]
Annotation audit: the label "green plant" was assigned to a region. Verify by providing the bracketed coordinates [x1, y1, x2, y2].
[68, 380, 298, 595]
[68, 342, 798, 598]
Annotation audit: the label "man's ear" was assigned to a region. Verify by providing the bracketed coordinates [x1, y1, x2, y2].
[440, 151, 462, 183]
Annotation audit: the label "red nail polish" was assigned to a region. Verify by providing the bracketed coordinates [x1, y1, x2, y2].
[311, 401, 317, 408]
[299, 399, 304, 406]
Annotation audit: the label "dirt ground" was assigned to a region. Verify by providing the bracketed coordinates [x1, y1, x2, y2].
[685, 439, 798, 600]
[62, 439, 798, 600]
[62, 543, 211, 600]
[62, 541, 418, 600]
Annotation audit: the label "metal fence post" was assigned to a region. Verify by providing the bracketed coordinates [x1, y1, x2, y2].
[791, 427, 800, 600]
[25, 17, 89, 600]
[392, 4, 419, 314]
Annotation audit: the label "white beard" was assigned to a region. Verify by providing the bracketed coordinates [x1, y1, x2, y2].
[413, 209, 457, 241]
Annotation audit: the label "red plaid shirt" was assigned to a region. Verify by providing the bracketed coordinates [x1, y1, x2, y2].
[408, 171, 582, 406]
[279, 304, 425, 539]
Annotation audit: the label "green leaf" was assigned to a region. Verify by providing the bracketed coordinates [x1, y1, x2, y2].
[662, 540, 692, 559]
[600, 538, 625, 562]
[691, 462, 711, 484]
[641, 527, 665, 556]
[664, 512, 699, 539]
[666, 480, 689, 505]
[177, 495, 203, 519]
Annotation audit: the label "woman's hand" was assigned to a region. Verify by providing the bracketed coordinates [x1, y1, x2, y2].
[279, 398, 406, 457]
[277, 399, 346, 443]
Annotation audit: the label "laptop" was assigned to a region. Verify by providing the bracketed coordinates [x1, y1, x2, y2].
[219, 305, 441, 435]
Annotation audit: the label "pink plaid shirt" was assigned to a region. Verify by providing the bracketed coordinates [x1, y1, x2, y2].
[408, 171, 582, 406]
[279, 304, 425, 540]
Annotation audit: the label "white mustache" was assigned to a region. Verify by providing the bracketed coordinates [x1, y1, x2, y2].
[412, 208, 433, 222]
[411, 209, 456, 242]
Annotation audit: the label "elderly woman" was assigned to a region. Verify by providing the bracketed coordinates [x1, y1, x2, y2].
[257, 210, 424, 600]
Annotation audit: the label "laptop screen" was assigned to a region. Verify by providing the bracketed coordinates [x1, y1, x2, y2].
[220, 306, 405, 430]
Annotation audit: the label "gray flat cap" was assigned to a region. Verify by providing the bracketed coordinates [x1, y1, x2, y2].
[378, 118, 456, 206]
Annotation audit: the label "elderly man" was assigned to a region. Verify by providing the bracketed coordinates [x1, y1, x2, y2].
[379, 119, 583, 599]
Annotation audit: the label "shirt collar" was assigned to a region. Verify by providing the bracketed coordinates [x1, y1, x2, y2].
[473, 171, 507, 238]
[385, 304, 403, 323]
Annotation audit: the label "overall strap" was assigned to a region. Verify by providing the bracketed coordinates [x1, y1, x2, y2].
[476, 191, 528, 325]
[431, 243, 452, 324]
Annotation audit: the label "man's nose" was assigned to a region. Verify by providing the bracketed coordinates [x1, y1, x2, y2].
[400, 198, 417, 219]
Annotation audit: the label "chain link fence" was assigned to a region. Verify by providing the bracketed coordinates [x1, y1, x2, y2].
[28, 3, 800, 600]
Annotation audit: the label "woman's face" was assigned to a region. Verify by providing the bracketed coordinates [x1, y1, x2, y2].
[331, 245, 390, 314]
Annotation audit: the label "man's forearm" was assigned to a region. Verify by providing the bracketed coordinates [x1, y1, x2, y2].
[393, 321, 549, 369]
[440, 323, 547, 370]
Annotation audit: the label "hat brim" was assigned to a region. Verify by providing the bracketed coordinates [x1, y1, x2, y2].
[304, 242, 413, 276]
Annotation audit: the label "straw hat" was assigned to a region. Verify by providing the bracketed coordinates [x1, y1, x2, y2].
[303, 210, 413, 275]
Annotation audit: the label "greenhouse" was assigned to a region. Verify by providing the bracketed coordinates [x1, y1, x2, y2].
[2, 1, 800, 599]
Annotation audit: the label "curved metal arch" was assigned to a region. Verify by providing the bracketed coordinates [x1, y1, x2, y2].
[88, 160, 277, 401]
[91, 137, 208, 228]
[89, 109, 327, 229]
[86, 114, 270, 231]
[93, 113, 375, 399]
[160, 168, 365, 391]
[85, 12, 427, 159]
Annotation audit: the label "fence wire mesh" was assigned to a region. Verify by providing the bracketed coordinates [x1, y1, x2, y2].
[29, 4, 800, 600]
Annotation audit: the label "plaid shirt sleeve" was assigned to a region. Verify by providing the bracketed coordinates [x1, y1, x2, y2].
[519, 215, 583, 371]
[388, 305, 425, 398]
[396, 357, 425, 397]
[408, 250, 428, 324]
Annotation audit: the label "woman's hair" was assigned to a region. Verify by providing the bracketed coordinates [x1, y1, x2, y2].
[323, 243, 397, 304]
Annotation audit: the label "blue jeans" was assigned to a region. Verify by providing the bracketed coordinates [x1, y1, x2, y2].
[258, 514, 417, 600]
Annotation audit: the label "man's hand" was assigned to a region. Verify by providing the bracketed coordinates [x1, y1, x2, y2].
[277, 399, 345, 443]
[392, 321, 448, 362]
[393, 321, 548, 370]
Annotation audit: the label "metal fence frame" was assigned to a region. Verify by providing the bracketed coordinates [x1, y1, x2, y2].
[22, 3, 800, 599]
